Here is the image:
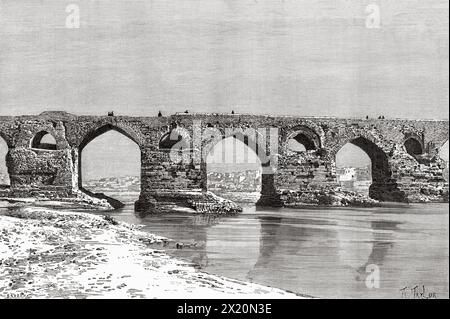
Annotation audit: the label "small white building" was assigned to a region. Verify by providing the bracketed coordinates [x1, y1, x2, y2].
[337, 168, 356, 182]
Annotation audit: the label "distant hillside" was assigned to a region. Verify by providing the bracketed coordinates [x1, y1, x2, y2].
[207, 163, 261, 173]
[83, 176, 140, 193]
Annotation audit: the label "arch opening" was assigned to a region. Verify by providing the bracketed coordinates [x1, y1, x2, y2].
[0, 136, 10, 188]
[159, 126, 191, 152]
[287, 139, 307, 152]
[287, 133, 316, 152]
[336, 142, 372, 197]
[31, 131, 57, 150]
[404, 137, 423, 157]
[286, 127, 321, 153]
[79, 125, 141, 206]
[336, 137, 402, 201]
[206, 135, 266, 204]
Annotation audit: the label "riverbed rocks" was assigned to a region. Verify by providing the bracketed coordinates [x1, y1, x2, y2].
[188, 191, 243, 214]
[135, 189, 243, 214]
[280, 189, 380, 207]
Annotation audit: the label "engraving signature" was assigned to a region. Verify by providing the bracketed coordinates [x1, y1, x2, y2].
[5, 292, 31, 299]
[400, 285, 438, 299]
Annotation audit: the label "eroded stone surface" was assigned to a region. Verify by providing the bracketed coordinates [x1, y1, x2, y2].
[0, 112, 448, 211]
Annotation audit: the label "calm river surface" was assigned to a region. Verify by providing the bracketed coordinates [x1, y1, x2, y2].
[96, 197, 448, 299]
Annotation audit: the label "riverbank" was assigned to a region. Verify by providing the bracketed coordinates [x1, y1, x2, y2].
[0, 189, 117, 211]
[0, 207, 304, 299]
[280, 189, 381, 207]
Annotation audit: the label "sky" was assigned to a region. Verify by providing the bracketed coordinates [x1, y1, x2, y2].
[81, 130, 141, 180]
[0, 0, 448, 119]
[0, 1, 448, 182]
[336, 143, 371, 168]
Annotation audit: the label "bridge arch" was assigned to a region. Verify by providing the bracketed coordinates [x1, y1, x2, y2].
[158, 125, 192, 152]
[78, 124, 142, 198]
[334, 136, 404, 201]
[201, 127, 270, 163]
[79, 123, 142, 151]
[403, 135, 424, 157]
[285, 125, 322, 152]
[30, 131, 57, 150]
[202, 129, 277, 205]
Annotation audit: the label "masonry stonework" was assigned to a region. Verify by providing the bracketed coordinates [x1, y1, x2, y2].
[0, 111, 448, 212]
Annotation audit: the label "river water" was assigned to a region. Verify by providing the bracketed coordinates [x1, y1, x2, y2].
[2, 191, 447, 298]
[92, 192, 448, 299]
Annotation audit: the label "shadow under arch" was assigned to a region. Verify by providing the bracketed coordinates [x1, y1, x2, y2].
[338, 136, 406, 202]
[30, 131, 57, 150]
[78, 123, 142, 208]
[285, 125, 322, 151]
[158, 125, 192, 152]
[404, 136, 424, 157]
[203, 131, 281, 206]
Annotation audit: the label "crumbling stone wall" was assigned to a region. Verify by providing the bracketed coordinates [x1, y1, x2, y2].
[0, 112, 448, 211]
[7, 148, 75, 197]
[0, 114, 75, 198]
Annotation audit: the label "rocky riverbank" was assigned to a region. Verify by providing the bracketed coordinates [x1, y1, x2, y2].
[280, 189, 380, 208]
[0, 189, 117, 211]
[0, 206, 303, 299]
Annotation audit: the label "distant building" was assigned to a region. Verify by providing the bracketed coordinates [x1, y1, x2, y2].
[336, 165, 372, 195]
[207, 169, 262, 192]
[337, 167, 356, 182]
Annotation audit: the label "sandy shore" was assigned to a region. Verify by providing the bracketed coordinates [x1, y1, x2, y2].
[0, 207, 304, 299]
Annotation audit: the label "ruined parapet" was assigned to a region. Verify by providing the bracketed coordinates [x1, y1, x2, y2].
[389, 145, 449, 203]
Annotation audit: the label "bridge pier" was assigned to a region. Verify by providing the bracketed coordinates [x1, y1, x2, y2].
[256, 173, 283, 207]
[0, 112, 448, 210]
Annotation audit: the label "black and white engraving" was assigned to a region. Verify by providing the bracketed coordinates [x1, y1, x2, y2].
[0, 1, 448, 301]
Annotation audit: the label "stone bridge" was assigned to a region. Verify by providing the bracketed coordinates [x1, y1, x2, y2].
[0, 111, 448, 211]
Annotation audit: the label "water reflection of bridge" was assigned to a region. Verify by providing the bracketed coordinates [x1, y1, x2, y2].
[153, 207, 401, 297]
